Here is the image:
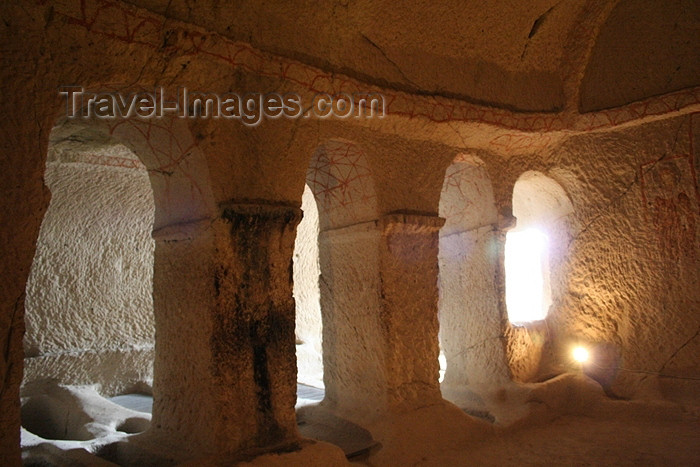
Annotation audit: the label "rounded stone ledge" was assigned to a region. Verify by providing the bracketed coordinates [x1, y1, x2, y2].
[20, 382, 151, 449]
[91, 435, 347, 466]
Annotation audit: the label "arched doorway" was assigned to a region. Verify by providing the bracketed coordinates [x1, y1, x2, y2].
[21, 114, 218, 456]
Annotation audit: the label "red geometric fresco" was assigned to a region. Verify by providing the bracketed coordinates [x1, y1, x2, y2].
[440, 156, 497, 235]
[48, 0, 700, 137]
[307, 140, 378, 230]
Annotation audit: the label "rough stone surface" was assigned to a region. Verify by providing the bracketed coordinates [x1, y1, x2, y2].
[539, 115, 700, 402]
[317, 223, 386, 421]
[24, 150, 155, 396]
[214, 203, 302, 453]
[379, 213, 445, 411]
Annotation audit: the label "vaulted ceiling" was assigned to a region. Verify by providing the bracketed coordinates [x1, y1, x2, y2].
[125, 0, 698, 114]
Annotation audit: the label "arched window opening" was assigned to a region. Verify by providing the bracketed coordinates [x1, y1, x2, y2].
[504, 228, 551, 324]
[506, 171, 574, 325]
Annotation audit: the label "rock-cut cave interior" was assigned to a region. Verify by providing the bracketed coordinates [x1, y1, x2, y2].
[1, 0, 699, 466]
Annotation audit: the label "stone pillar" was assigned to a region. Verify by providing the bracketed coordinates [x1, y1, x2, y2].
[318, 213, 444, 422]
[146, 201, 301, 460]
[379, 213, 445, 410]
[439, 224, 513, 408]
[148, 219, 220, 457]
[216, 202, 301, 451]
[318, 221, 386, 420]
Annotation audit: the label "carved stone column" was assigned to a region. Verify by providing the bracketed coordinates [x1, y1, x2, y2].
[318, 221, 386, 421]
[147, 201, 301, 460]
[379, 213, 445, 411]
[318, 213, 445, 422]
[216, 202, 302, 452]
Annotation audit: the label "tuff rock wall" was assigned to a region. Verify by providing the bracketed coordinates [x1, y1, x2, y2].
[24, 144, 156, 396]
[539, 114, 700, 403]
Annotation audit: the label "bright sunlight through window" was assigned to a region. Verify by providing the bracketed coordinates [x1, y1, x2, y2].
[504, 229, 551, 324]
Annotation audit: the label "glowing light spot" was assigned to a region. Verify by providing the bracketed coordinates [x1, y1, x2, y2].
[438, 351, 447, 383]
[572, 346, 589, 363]
[505, 229, 550, 324]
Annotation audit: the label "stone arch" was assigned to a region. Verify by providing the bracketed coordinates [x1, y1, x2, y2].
[306, 139, 379, 230]
[23, 113, 220, 453]
[437, 154, 512, 414]
[48, 117, 216, 229]
[298, 138, 383, 421]
[511, 171, 574, 230]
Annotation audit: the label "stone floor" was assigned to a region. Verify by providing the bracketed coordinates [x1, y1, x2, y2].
[420, 411, 700, 466]
[68, 384, 700, 465]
